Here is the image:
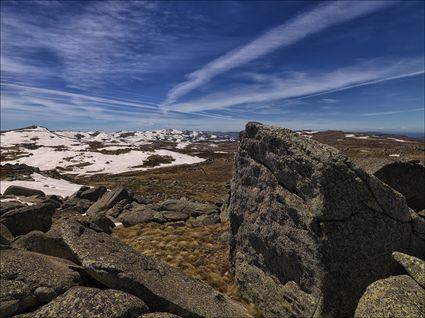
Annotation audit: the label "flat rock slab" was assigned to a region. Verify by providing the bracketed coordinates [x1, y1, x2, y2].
[0, 203, 55, 236]
[61, 220, 251, 318]
[29, 287, 149, 318]
[0, 248, 81, 316]
[355, 275, 425, 318]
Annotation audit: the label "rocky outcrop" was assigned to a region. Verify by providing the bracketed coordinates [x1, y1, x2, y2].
[3, 185, 45, 197]
[0, 248, 81, 316]
[118, 199, 220, 227]
[60, 220, 251, 318]
[354, 275, 425, 317]
[229, 122, 424, 317]
[28, 287, 149, 318]
[374, 161, 425, 212]
[0, 203, 56, 236]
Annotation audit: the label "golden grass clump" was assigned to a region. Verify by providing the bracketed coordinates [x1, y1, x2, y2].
[113, 222, 264, 317]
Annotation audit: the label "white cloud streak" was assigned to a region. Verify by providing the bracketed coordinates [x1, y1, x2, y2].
[360, 107, 424, 117]
[165, 58, 424, 113]
[163, 0, 398, 106]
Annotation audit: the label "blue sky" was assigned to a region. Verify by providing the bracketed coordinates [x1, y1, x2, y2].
[1, 0, 424, 132]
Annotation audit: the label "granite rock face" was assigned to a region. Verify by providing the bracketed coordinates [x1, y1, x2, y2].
[60, 220, 251, 318]
[229, 122, 424, 317]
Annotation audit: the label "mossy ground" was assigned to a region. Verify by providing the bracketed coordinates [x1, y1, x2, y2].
[113, 222, 263, 317]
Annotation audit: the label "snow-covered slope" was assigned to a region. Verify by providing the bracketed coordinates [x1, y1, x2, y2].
[1, 126, 235, 176]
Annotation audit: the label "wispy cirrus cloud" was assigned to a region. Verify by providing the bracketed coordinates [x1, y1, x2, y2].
[360, 107, 424, 117]
[162, 0, 398, 106]
[0, 1, 219, 90]
[165, 57, 424, 113]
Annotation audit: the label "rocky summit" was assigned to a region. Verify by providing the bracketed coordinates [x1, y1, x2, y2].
[1, 122, 424, 318]
[229, 122, 425, 317]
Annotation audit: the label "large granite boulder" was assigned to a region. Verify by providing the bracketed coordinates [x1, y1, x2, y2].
[0, 248, 81, 316]
[374, 161, 425, 212]
[0, 203, 56, 236]
[229, 122, 424, 317]
[28, 286, 149, 318]
[354, 275, 425, 318]
[3, 185, 45, 197]
[61, 220, 251, 318]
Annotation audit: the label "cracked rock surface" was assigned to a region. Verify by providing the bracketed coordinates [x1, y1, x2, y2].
[229, 122, 425, 317]
[60, 220, 251, 318]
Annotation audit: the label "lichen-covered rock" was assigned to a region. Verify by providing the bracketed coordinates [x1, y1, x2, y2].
[374, 161, 425, 212]
[30, 287, 149, 318]
[229, 122, 423, 317]
[354, 275, 425, 318]
[61, 220, 251, 318]
[392, 252, 425, 288]
[0, 248, 81, 316]
[0, 203, 56, 236]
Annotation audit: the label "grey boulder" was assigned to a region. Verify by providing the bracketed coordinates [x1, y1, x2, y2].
[60, 220, 251, 318]
[0, 203, 55, 236]
[86, 186, 130, 216]
[3, 186, 45, 197]
[0, 248, 81, 316]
